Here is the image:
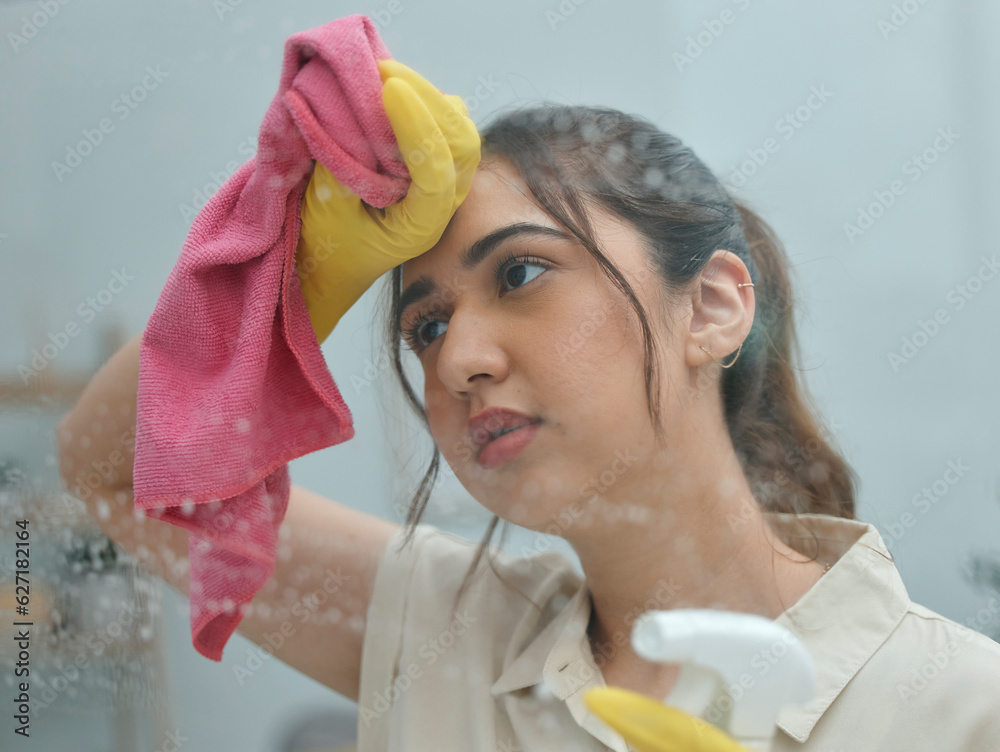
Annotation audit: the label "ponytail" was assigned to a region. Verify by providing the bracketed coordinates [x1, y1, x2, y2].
[725, 199, 857, 518]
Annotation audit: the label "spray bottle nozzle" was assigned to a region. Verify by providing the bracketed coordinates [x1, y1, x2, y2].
[625, 609, 816, 751]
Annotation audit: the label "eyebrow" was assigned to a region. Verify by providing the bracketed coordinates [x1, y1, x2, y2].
[396, 222, 573, 327]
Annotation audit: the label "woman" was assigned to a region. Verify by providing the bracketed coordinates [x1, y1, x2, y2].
[58, 61, 1000, 751]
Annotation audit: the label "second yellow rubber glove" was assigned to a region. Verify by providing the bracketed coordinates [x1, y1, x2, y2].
[295, 58, 481, 345]
[584, 686, 751, 752]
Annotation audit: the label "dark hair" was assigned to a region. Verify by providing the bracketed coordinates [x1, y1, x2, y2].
[380, 103, 859, 618]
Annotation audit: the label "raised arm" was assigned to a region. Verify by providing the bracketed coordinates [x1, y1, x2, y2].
[55, 332, 400, 701]
[54, 55, 478, 701]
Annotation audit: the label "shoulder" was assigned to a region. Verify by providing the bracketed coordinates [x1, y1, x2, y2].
[895, 600, 1000, 674]
[894, 599, 1000, 666]
[803, 597, 1000, 750]
[375, 523, 582, 610]
[872, 599, 1000, 744]
[365, 523, 583, 648]
[357, 524, 582, 729]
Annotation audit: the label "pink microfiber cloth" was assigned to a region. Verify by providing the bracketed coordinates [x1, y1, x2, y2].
[132, 14, 410, 661]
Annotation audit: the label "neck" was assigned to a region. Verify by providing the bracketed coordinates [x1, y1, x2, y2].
[567, 435, 826, 684]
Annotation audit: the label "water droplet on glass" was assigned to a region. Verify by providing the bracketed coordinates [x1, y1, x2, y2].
[532, 680, 555, 702]
[644, 167, 665, 188]
[606, 141, 627, 165]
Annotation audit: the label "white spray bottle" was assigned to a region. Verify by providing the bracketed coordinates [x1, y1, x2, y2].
[630, 609, 816, 752]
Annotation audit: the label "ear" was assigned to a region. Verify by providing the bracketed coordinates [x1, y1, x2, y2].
[686, 250, 755, 368]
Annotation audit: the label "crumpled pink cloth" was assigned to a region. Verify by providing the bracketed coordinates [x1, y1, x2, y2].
[132, 14, 410, 662]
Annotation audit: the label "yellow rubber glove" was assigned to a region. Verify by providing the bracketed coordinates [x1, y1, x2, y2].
[295, 58, 481, 344]
[584, 687, 752, 752]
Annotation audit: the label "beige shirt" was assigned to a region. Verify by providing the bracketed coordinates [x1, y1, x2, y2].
[357, 513, 1000, 751]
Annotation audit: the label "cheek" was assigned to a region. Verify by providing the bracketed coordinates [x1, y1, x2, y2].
[423, 383, 485, 471]
[536, 292, 643, 413]
[424, 386, 457, 453]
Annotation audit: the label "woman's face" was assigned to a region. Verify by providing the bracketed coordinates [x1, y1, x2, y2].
[398, 156, 685, 533]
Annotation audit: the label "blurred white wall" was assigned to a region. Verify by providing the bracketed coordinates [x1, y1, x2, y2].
[1, 0, 998, 749]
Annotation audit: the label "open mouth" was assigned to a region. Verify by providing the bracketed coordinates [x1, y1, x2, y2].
[490, 425, 522, 440]
[476, 420, 542, 469]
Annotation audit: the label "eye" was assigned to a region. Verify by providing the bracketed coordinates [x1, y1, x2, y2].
[494, 249, 548, 294]
[401, 250, 551, 353]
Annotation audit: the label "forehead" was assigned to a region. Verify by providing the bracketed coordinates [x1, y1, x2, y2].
[399, 157, 553, 286]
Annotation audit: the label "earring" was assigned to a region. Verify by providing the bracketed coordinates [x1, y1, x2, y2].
[700, 342, 743, 368]
[697, 283, 752, 368]
[696, 282, 751, 368]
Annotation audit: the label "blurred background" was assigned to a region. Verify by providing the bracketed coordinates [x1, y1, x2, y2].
[1, 0, 999, 749]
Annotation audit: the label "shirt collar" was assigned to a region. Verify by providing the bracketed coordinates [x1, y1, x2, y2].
[770, 513, 911, 741]
[489, 513, 912, 745]
[490, 575, 631, 750]
[490, 577, 591, 698]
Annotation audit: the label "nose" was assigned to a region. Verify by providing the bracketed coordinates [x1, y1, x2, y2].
[434, 302, 511, 400]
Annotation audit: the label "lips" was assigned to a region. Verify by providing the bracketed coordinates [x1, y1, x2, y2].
[468, 407, 540, 456]
[476, 420, 541, 469]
